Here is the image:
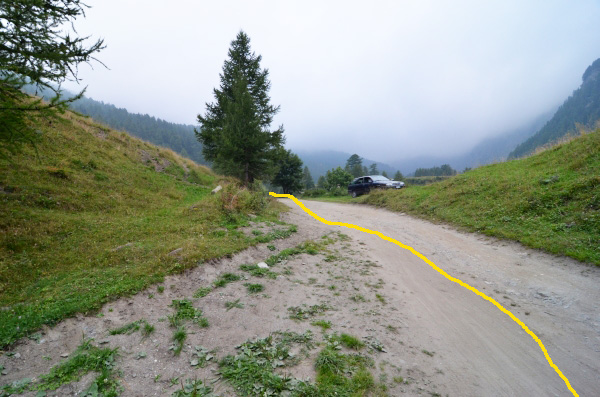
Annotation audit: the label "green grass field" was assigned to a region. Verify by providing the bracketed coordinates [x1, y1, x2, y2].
[0, 111, 285, 347]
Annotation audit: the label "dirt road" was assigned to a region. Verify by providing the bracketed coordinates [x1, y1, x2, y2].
[283, 199, 600, 396]
[1, 198, 598, 396]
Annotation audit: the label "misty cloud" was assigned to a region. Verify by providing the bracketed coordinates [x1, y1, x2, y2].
[66, 0, 600, 162]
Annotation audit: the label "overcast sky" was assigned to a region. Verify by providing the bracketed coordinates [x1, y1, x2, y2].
[66, 0, 600, 162]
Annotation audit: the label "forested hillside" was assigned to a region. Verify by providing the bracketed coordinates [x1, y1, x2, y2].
[509, 58, 600, 158]
[69, 97, 206, 164]
[24, 87, 206, 165]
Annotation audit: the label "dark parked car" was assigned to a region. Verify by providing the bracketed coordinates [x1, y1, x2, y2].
[348, 175, 405, 197]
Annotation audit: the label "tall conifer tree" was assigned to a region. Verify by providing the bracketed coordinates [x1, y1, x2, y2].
[302, 166, 315, 189]
[196, 31, 284, 185]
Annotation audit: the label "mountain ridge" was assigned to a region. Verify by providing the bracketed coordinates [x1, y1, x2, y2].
[509, 57, 600, 158]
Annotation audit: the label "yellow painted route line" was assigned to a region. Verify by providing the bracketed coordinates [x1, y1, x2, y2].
[270, 192, 579, 397]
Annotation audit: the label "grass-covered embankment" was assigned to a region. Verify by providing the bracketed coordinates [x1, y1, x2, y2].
[364, 130, 600, 264]
[0, 111, 287, 347]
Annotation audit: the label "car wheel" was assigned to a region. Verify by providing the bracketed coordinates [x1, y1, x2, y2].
[351, 191, 358, 198]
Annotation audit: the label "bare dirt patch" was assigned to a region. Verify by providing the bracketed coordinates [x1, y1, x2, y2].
[3, 199, 598, 396]
[139, 150, 170, 173]
[0, 215, 441, 396]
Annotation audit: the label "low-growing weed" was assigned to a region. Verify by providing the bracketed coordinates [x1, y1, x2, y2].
[326, 332, 366, 351]
[213, 273, 241, 288]
[109, 320, 142, 335]
[225, 298, 244, 311]
[172, 378, 214, 396]
[193, 287, 212, 298]
[288, 304, 330, 321]
[142, 322, 155, 337]
[422, 349, 435, 357]
[311, 320, 332, 330]
[219, 331, 315, 395]
[250, 224, 297, 244]
[239, 264, 278, 279]
[169, 300, 207, 328]
[339, 333, 365, 350]
[264, 236, 336, 266]
[36, 339, 121, 395]
[190, 346, 215, 368]
[244, 283, 264, 293]
[168, 300, 208, 355]
[351, 294, 367, 303]
[314, 346, 380, 395]
[172, 327, 187, 356]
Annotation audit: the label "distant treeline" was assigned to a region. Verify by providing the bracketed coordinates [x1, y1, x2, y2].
[69, 97, 206, 165]
[24, 86, 206, 165]
[405, 176, 453, 185]
[413, 164, 456, 177]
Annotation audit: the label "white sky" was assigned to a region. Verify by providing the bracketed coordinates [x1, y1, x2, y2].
[66, 0, 600, 162]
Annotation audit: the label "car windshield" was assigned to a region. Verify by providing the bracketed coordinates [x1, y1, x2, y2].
[371, 175, 390, 181]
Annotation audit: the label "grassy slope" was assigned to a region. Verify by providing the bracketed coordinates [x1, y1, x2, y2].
[0, 111, 284, 347]
[362, 130, 600, 264]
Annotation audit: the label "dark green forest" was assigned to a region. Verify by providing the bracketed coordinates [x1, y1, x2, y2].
[24, 87, 206, 165]
[509, 57, 600, 158]
[70, 97, 206, 165]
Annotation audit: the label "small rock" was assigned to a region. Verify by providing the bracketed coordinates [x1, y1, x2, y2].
[257, 262, 269, 269]
[13, 353, 20, 359]
[211, 185, 222, 194]
[1, 370, 7, 375]
[111, 242, 133, 252]
[60, 353, 69, 358]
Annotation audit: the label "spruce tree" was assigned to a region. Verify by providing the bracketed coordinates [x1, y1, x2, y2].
[196, 31, 284, 185]
[345, 154, 364, 177]
[302, 166, 315, 189]
[272, 149, 303, 194]
[0, 0, 104, 155]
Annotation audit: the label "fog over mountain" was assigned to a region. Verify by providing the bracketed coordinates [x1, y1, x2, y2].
[65, 1, 600, 164]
